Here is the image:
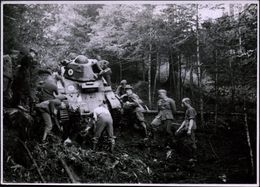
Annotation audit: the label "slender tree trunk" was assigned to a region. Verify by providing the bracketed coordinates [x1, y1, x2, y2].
[171, 51, 176, 98]
[148, 43, 152, 108]
[119, 60, 122, 81]
[243, 95, 254, 177]
[179, 54, 182, 100]
[182, 63, 187, 98]
[229, 55, 235, 107]
[189, 62, 194, 102]
[214, 50, 218, 126]
[158, 53, 161, 88]
[142, 56, 146, 81]
[153, 51, 159, 102]
[196, 4, 204, 126]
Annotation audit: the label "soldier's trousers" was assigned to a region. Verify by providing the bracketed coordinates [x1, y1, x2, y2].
[41, 112, 53, 137]
[93, 113, 115, 145]
[151, 119, 177, 136]
[177, 128, 197, 158]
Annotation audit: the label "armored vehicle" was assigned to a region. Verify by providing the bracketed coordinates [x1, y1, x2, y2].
[57, 55, 122, 125]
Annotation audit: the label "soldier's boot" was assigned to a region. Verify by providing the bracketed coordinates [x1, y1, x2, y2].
[109, 139, 115, 153]
[42, 129, 48, 142]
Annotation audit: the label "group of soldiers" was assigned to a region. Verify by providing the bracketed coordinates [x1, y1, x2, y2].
[3, 49, 197, 161]
[113, 79, 197, 161]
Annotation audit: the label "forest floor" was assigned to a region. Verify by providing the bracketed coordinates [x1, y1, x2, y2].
[2, 112, 256, 184]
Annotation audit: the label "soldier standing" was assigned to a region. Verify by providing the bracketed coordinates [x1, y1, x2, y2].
[98, 60, 112, 86]
[175, 98, 197, 162]
[121, 85, 148, 139]
[12, 48, 39, 111]
[151, 89, 177, 144]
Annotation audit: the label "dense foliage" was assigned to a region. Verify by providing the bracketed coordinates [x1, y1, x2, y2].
[3, 3, 257, 112]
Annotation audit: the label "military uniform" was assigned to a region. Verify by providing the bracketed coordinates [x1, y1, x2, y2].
[180, 107, 197, 154]
[99, 67, 112, 86]
[36, 74, 59, 141]
[122, 86, 148, 138]
[151, 97, 177, 141]
[12, 52, 40, 109]
[116, 85, 126, 96]
[89, 105, 115, 152]
[123, 93, 145, 123]
[115, 80, 127, 96]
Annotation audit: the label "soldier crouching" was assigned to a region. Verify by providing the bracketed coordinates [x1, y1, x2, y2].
[35, 69, 66, 142]
[84, 101, 115, 153]
[121, 85, 148, 139]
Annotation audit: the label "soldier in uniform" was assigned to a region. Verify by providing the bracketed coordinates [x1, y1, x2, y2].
[121, 85, 148, 139]
[83, 102, 115, 153]
[151, 89, 177, 143]
[175, 98, 197, 162]
[98, 60, 112, 86]
[115, 80, 127, 97]
[12, 48, 39, 111]
[35, 69, 66, 142]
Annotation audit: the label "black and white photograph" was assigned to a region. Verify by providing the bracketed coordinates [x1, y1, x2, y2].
[1, 0, 259, 185]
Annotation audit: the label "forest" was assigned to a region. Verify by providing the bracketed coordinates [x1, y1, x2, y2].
[2, 2, 258, 185]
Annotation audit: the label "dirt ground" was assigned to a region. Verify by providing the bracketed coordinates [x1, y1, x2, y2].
[2, 112, 257, 184]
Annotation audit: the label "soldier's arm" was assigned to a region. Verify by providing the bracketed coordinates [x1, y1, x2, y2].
[187, 119, 194, 135]
[56, 74, 65, 88]
[115, 86, 121, 95]
[176, 120, 187, 133]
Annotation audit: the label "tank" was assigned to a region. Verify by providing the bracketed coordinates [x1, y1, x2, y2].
[57, 56, 122, 123]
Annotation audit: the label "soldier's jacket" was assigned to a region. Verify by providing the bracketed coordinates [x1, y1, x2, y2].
[156, 97, 176, 120]
[123, 93, 144, 111]
[115, 85, 126, 96]
[37, 78, 58, 102]
[184, 107, 197, 130]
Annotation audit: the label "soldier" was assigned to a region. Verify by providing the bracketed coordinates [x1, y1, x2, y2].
[175, 98, 197, 162]
[121, 85, 148, 139]
[84, 102, 115, 153]
[115, 80, 127, 97]
[98, 60, 112, 86]
[12, 48, 40, 111]
[151, 89, 177, 143]
[35, 69, 65, 142]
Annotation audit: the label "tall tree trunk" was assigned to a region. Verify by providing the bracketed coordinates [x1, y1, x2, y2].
[153, 51, 159, 102]
[229, 54, 235, 107]
[243, 95, 254, 177]
[171, 51, 176, 98]
[214, 50, 218, 133]
[119, 60, 122, 81]
[148, 43, 152, 108]
[189, 60, 194, 102]
[142, 56, 146, 81]
[181, 63, 187, 98]
[179, 54, 182, 100]
[196, 4, 205, 126]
